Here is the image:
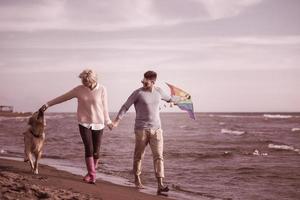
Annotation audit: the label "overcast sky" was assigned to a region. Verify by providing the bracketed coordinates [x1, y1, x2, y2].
[0, 0, 299, 112]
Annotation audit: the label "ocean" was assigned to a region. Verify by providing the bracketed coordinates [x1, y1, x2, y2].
[0, 112, 300, 200]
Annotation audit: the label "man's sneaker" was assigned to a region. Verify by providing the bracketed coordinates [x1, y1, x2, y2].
[157, 186, 169, 196]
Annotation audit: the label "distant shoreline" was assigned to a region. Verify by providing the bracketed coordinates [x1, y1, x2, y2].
[1, 111, 299, 118]
[0, 111, 32, 117]
[3, 111, 300, 114]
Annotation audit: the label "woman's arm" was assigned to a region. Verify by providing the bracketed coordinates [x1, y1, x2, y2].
[40, 87, 77, 112]
[101, 86, 112, 125]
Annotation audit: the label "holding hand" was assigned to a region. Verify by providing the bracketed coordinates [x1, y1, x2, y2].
[107, 123, 114, 130]
[107, 119, 120, 130]
[112, 119, 120, 128]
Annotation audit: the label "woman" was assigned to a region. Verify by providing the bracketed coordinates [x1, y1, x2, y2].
[39, 69, 112, 184]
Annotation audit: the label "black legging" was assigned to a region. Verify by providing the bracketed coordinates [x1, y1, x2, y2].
[79, 124, 103, 159]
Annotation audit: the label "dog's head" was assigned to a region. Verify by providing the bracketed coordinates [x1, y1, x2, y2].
[28, 110, 46, 137]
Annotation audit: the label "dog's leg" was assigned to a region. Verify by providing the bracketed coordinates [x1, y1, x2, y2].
[24, 134, 30, 162]
[24, 147, 29, 162]
[33, 151, 42, 174]
[28, 153, 35, 172]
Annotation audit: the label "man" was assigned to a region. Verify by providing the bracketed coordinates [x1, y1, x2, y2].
[110, 70, 181, 196]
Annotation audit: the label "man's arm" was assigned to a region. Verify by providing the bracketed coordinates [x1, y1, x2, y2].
[110, 89, 139, 129]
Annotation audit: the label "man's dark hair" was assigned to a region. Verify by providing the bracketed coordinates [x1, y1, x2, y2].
[144, 70, 157, 81]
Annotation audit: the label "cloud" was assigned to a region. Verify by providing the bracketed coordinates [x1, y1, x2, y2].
[0, 0, 65, 31]
[227, 35, 300, 45]
[197, 0, 263, 20]
[1, 34, 299, 74]
[0, 0, 265, 31]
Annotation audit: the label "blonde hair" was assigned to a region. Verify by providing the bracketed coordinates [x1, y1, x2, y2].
[79, 69, 98, 85]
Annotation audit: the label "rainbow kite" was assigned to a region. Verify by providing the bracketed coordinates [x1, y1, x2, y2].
[166, 82, 195, 120]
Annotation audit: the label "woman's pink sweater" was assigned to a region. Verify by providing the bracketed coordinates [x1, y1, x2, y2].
[47, 84, 111, 124]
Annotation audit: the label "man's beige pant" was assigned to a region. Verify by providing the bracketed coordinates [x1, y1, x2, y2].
[133, 128, 164, 178]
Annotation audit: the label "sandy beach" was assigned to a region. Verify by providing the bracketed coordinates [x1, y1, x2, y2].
[0, 158, 172, 200]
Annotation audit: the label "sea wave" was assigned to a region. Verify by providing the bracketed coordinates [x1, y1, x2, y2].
[45, 114, 72, 120]
[291, 128, 300, 132]
[42, 154, 66, 160]
[219, 115, 247, 118]
[0, 149, 6, 154]
[263, 114, 292, 119]
[5, 150, 23, 157]
[252, 149, 268, 156]
[0, 116, 29, 122]
[0, 117, 15, 122]
[236, 167, 256, 174]
[171, 184, 221, 200]
[0, 117, 7, 122]
[268, 144, 300, 153]
[15, 116, 30, 122]
[210, 114, 247, 118]
[166, 151, 232, 160]
[221, 129, 246, 135]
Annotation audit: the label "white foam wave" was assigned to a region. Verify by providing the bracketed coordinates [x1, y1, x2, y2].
[216, 115, 247, 118]
[268, 144, 300, 153]
[221, 129, 246, 135]
[45, 114, 73, 120]
[263, 114, 292, 119]
[252, 149, 268, 156]
[0, 116, 29, 122]
[291, 128, 300, 132]
[15, 116, 30, 121]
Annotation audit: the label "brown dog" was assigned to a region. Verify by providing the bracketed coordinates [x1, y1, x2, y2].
[23, 110, 46, 174]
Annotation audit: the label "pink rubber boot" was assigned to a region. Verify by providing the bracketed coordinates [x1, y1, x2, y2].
[83, 157, 96, 184]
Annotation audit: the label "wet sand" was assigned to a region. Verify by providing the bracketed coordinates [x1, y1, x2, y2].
[0, 158, 171, 200]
